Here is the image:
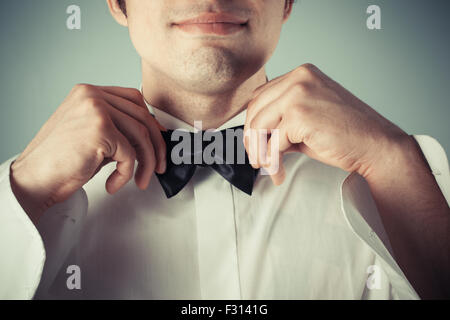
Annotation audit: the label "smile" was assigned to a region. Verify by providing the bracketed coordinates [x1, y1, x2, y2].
[172, 12, 248, 36]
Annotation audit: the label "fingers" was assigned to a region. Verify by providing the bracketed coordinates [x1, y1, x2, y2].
[102, 102, 158, 191]
[245, 106, 293, 186]
[244, 78, 303, 172]
[244, 128, 270, 169]
[245, 93, 285, 169]
[265, 124, 290, 185]
[105, 125, 137, 195]
[99, 86, 147, 108]
[251, 72, 288, 99]
[101, 90, 167, 174]
[246, 77, 292, 130]
[99, 86, 168, 132]
[265, 154, 286, 186]
[244, 121, 285, 186]
[250, 64, 316, 102]
[145, 115, 168, 174]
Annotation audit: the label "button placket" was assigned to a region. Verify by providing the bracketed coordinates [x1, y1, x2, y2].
[192, 167, 241, 299]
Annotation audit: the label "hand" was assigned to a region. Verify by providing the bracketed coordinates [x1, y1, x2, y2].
[244, 63, 411, 185]
[10, 84, 167, 222]
[244, 64, 450, 299]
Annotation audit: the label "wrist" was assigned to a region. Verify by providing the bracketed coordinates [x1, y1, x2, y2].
[361, 133, 432, 187]
[10, 160, 52, 223]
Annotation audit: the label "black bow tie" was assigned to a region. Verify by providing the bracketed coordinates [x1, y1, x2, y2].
[155, 125, 259, 198]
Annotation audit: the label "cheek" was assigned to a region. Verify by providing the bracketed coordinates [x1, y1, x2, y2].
[250, 21, 282, 63]
[266, 15, 285, 54]
[249, 2, 285, 57]
[127, 15, 165, 61]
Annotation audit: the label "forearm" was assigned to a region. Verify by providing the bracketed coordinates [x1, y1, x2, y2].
[364, 135, 450, 299]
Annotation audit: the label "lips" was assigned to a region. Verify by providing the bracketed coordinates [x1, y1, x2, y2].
[172, 12, 248, 36]
[173, 12, 248, 26]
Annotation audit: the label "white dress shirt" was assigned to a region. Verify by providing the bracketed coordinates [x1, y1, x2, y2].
[0, 100, 449, 300]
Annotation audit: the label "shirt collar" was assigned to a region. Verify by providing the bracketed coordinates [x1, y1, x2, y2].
[140, 85, 247, 133]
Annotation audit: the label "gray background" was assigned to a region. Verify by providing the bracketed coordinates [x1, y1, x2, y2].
[1, 0, 449, 162]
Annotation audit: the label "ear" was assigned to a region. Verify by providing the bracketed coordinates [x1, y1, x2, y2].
[106, 0, 128, 27]
[282, 0, 294, 23]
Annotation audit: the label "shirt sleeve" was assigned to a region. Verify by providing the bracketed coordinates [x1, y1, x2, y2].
[340, 135, 449, 300]
[0, 154, 88, 299]
[0, 154, 46, 299]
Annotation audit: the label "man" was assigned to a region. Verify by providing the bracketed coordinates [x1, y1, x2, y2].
[0, 0, 448, 299]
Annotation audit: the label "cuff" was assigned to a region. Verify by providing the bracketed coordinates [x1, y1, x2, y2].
[0, 154, 46, 299]
[412, 135, 449, 205]
[339, 134, 449, 300]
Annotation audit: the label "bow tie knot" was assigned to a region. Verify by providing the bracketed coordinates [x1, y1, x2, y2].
[155, 125, 259, 198]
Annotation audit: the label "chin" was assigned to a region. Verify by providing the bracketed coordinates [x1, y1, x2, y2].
[175, 47, 259, 93]
[169, 73, 240, 95]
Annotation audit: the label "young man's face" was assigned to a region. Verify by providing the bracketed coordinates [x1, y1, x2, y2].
[109, 0, 292, 94]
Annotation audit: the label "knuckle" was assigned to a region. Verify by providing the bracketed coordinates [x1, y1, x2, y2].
[302, 63, 317, 70]
[289, 103, 310, 120]
[85, 97, 104, 109]
[294, 63, 317, 79]
[96, 139, 113, 159]
[73, 83, 94, 96]
[83, 98, 107, 120]
[291, 82, 311, 97]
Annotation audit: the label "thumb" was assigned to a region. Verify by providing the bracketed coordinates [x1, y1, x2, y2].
[262, 153, 286, 186]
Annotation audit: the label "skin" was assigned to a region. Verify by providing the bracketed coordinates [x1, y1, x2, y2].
[119, 0, 288, 129]
[243, 63, 450, 299]
[9, 0, 449, 298]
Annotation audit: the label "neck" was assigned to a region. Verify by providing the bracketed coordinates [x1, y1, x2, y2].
[141, 63, 268, 130]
